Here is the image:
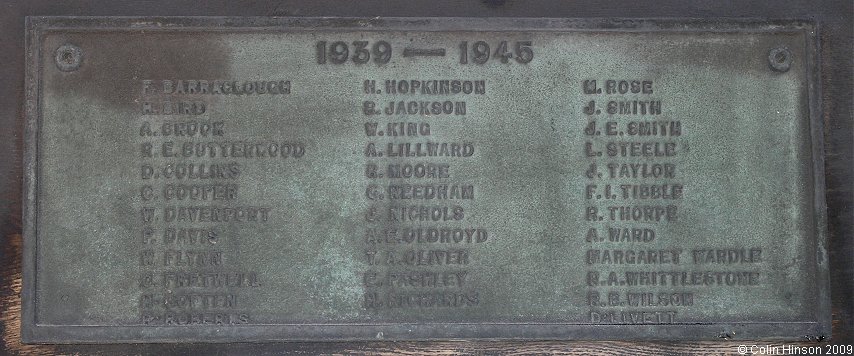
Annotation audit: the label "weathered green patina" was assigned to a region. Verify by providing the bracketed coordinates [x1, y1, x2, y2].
[23, 17, 828, 342]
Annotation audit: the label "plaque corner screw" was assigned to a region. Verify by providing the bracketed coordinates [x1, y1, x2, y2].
[768, 46, 792, 73]
[55, 44, 83, 72]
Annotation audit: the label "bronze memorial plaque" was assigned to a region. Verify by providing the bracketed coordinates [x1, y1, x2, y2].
[23, 17, 829, 342]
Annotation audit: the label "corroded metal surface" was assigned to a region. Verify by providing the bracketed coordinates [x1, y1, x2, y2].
[22, 17, 828, 342]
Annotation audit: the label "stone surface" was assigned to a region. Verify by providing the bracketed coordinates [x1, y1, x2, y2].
[22, 17, 829, 342]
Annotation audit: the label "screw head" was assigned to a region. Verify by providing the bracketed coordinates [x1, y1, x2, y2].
[55, 44, 83, 72]
[768, 46, 792, 73]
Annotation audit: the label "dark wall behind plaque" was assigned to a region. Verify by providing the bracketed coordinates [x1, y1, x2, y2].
[1, 0, 851, 353]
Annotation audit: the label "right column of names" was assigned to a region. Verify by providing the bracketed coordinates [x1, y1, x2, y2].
[579, 78, 765, 324]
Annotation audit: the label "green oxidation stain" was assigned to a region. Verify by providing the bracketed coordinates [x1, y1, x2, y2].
[32, 25, 821, 337]
[303, 243, 364, 319]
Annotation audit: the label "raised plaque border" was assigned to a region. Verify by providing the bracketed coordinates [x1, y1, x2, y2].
[22, 16, 829, 343]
